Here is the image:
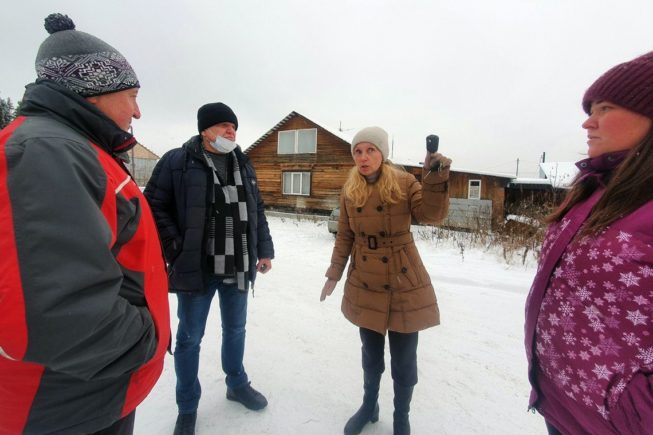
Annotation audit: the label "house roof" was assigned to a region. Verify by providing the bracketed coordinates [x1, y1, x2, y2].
[393, 158, 514, 179]
[508, 177, 558, 190]
[509, 161, 579, 190]
[538, 161, 578, 188]
[244, 111, 352, 154]
[438, 166, 514, 179]
[130, 142, 160, 160]
[511, 177, 552, 185]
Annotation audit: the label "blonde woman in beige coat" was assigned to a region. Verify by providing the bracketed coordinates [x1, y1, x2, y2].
[320, 126, 451, 435]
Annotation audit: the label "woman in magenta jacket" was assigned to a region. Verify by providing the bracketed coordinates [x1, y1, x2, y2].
[525, 51, 653, 434]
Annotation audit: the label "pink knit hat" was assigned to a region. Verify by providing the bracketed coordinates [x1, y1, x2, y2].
[582, 51, 653, 119]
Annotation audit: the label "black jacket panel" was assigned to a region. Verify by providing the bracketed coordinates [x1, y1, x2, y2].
[144, 136, 274, 292]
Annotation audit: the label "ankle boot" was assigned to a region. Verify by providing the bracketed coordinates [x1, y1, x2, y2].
[173, 412, 196, 435]
[344, 371, 382, 435]
[226, 382, 268, 410]
[393, 382, 414, 435]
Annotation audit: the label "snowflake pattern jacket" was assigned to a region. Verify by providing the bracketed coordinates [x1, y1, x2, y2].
[525, 152, 653, 434]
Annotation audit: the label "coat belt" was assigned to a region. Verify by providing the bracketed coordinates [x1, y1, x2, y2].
[354, 232, 414, 250]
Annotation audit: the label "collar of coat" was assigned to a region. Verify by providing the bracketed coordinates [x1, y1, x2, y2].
[575, 149, 629, 177]
[18, 79, 137, 156]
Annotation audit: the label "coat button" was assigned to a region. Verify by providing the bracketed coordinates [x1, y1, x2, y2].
[382, 257, 388, 263]
[401, 267, 408, 273]
[383, 284, 390, 290]
[357, 207, 362, 212]
[362, 256, 367, 261]
[379, 231, 386, 237]
[363, 282, 368, 288]
[376, 205, 383, 212]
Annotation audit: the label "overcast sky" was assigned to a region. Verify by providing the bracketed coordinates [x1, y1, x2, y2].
[2, 0, 652, 177]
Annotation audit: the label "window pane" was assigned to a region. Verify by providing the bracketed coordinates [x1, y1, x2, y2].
[469, 180, 481, 199]
[282, 173, 291, 194]
[292, 173, 301, 194]
[301, 172, 310, 195]
[297, 129, 316, 153]
[278, 131, 296, 154]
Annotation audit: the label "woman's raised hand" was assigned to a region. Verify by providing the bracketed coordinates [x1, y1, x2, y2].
[424, 151, 452, 171]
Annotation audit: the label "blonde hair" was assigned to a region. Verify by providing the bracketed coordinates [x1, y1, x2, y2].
[343, 162, 406, 208]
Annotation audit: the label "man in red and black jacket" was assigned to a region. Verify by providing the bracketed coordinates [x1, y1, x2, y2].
[0, 13, 170, 435]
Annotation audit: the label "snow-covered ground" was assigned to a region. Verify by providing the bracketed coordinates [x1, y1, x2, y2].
[135, 216, 546, 434]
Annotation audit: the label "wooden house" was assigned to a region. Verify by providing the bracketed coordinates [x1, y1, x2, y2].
[402, 165, 512, 228]
[245, 111, 352, 213]
[245, 111, 513, 229]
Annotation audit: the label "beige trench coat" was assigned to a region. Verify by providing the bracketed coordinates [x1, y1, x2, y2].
[325, 167, 449, 334]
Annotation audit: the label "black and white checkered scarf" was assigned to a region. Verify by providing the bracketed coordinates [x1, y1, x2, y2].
[203, 150, 249, 291]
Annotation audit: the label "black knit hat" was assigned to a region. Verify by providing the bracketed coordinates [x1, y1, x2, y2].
[583, 51, 653, 119]
[197, 102, 238, 133]
[35, 13, 139, 97]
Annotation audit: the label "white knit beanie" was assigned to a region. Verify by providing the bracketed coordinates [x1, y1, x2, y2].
[351, 126, 389, 161]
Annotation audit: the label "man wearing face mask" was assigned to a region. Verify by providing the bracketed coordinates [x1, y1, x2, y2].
[144, 102, 274, 435]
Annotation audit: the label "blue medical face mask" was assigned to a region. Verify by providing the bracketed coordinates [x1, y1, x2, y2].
[209, 136, 237, 154]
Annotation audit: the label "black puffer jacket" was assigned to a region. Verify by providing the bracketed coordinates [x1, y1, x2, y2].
[144, 136, 274, 292]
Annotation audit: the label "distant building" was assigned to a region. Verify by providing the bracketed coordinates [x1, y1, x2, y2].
[400, 163, 512, 230]
[127, 143, 159, 187]
[506, 161, 578, 210]
[538, 161, 578, 188]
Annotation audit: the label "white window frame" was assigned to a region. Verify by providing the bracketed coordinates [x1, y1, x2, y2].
[468, 179, 481, 200]
[282, 171, 311, 196]
[277, 128, 317, 154]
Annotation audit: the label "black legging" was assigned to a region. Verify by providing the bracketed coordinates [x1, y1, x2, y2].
[359, 327, 419, 386]
[545, 421, 563, 435]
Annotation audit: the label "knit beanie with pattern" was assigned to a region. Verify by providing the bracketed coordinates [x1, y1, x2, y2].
[35, 13, 139, 97]
[351, 126, 389, 161]
[583, 51, 653, 119]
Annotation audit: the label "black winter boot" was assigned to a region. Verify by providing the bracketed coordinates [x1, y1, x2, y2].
[344, 372, 382, 435]
[392, 382, 414, 435]
[173, 411, 196, 435]
[226, 382, 268, 410]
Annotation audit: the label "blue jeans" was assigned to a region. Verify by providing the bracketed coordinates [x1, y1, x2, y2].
[174, 277, 249, 413]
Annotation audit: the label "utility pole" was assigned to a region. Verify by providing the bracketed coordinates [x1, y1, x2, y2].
[541, 152, 546, 163]
[516, 158, 520, 177]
